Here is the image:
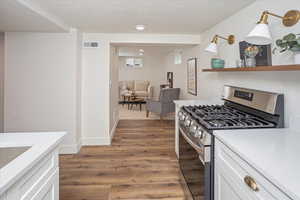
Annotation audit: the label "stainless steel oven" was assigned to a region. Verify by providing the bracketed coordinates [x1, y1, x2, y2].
[177, 86, 284, 200]
[179, 126, 212, 200]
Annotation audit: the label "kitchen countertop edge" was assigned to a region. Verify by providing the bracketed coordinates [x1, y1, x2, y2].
[0, 132, 66, 196]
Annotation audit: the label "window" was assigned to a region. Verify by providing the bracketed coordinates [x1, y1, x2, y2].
[174, 50, 182, 65]
[125, 58, 143, 68]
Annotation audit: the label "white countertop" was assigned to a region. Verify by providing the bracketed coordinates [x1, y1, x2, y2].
[215, 129, 300, 200]
[0, 132, 66, 195]
[174, 99, 222, 107]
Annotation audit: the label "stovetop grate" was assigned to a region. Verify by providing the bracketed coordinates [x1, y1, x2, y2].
[183, 105, 276, 130]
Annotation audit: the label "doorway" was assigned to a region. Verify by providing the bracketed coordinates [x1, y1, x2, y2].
[110, 44, 191, 120]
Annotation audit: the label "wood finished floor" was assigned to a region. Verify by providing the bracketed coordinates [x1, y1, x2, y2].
[59, 120, 185, 200]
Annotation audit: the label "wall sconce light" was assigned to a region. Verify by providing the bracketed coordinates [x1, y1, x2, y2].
[245, 10, 300, 45]
[205, 35, 235, 54]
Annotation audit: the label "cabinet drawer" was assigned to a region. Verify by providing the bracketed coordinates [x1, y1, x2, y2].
[215, 140, 291, 200]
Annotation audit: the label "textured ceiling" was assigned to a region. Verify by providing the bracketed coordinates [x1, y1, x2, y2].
[25, 0, 255, 34]
[0, 0, 68, 32]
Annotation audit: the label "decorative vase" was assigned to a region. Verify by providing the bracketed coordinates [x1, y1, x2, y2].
[294, 52, 300, 64]
[211, 58, 225, 69]
[245, 57, 256, 67]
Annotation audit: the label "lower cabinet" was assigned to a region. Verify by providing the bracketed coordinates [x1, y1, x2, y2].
[214, 139, 291, 200]
[0, 194, 6, 200]
[1, 149, 59, 200]
[29, 169, 59, 200]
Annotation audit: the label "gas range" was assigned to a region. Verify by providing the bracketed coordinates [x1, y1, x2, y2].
[178, 86, 284, 200]
[179, 86, 284, 135]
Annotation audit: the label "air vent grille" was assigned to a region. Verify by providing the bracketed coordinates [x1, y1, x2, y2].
[83, 41, 100, 48]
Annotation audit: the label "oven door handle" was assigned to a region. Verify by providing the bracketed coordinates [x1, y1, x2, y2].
[180, 128, 207, 164]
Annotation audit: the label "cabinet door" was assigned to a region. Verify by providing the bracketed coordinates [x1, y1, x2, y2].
[0, 194, 6, 200]
[215, 163, 250, 200]
[30, 169, 59, 200]
[214, 139, 291, 200]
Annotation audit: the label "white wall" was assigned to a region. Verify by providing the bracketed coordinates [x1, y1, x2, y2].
[118, 47, 169, 98]
[82, 33, 201, 145]
[5, 30, 82, 153]
[164, 0, 300, 130]
[163, 47, 197, 99]
[0, 33, 4, 132]
[81, 39, 111, 145]
[76, 31, 83, 147]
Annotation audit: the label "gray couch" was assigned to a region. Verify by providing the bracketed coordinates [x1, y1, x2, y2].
[146, 88, 180, 119]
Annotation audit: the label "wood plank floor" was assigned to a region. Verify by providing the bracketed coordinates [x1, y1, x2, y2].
[59, 120, 185, 200]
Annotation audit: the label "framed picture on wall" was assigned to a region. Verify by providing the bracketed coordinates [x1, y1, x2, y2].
[167, 72, 173, 88]
[187, 58, 197, 96]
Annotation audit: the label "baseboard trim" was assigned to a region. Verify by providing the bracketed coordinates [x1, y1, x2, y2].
[110, 118, 119, 143]
[59, 142, 81, 154]
[82, 136, 111, 146]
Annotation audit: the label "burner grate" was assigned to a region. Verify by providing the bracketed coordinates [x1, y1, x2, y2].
[183, 105, 276, 130]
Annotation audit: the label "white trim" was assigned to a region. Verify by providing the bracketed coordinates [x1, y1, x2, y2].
[110, 118, 119, 143]
[77, 139, 82, 152]
[82, 136, 111, 146]
[59, 142, 81, 154]
[83, 33, 201, 45]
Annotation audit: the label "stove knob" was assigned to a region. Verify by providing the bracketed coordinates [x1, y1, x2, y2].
[195, 129, 203, 138]
[181, 115, 186, 121]
[184, 117, 191, 127]
[178, 111, 183, 117]
[178, 112, 186, 121]
[190, 124, 198, 134]
[201, 132, 206, 140]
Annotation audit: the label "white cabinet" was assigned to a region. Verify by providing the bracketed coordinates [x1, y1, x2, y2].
[1, 149, 59, 200]
[215, 139, 291, 200]
[30, 169, 58, 200]
[0, 194, 6, 200]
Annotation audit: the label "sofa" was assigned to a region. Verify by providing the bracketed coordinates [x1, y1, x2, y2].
[119, 80, 153, 100]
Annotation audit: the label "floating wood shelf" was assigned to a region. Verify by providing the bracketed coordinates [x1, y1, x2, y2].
[202, 64, 300, 72]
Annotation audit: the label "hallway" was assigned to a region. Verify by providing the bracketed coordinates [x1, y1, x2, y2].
[59, 120, 185, 200]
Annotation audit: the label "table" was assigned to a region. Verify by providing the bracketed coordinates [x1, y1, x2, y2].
[121, 93, 134, 105]
[127, 98, 146, 111]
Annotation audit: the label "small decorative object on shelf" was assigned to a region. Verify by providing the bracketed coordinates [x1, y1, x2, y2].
[202, 64, 300, 72]
[239, 41, 272, 66]
[211, 58, 225, 69]
[236, 59, 245, 68]
[244, 46, 259, 67]
[274, 33, 300, 64]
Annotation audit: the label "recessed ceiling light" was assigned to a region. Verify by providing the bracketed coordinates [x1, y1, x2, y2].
[139, 49, 144, 52]
[136, 25, 145, 31]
